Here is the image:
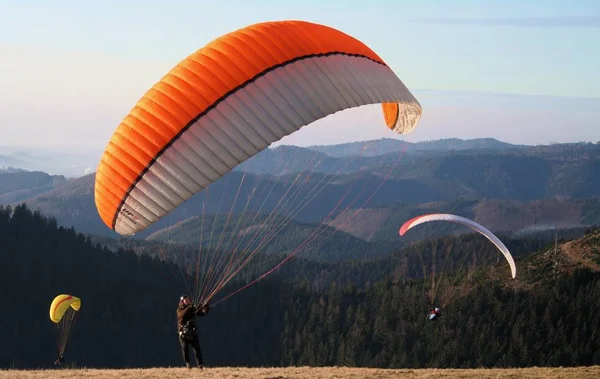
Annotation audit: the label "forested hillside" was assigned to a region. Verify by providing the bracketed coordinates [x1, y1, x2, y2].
[0, 170, 66, 204]
[0, 204, 290, 369]
[1, 204, 600, 369]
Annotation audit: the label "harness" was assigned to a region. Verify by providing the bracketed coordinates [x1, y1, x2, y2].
[179, 319, 197, 340]
[178, 306, 197, 341]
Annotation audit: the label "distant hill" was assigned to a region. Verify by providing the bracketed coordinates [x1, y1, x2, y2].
[10, 173, 100, 234]
[327, 197, 600, 242]
[0, 171, 67, 204]
[235, 138, 528, 175]
[0, 146, 100, 177]
[144, 213, 395, 262]
[0, 167, 27, 173]
[227, 142, 600, 201]
[234, 146, 334, 175]
[306, 137, 526, 157]
[0, 155, 30, 169]
[232, 145, 439, 176]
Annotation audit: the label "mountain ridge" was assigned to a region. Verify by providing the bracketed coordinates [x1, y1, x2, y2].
[305, 137, 529, 157]
[3, 140, 600, 247]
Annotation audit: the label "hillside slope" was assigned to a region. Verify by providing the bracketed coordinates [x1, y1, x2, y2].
[2, 204, 600, 370]
[327, 198, 600, 242]
[144, 213, 395, 262]
[0, 171, 67, 204]
[515, 229, 600, 289]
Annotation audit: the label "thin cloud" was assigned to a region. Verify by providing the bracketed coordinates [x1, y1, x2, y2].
[412, 16, 600, 28]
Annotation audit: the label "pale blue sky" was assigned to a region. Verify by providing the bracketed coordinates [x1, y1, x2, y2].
[0, 0, 599, 151]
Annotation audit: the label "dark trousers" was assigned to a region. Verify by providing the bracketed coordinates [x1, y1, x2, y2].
[179, 334, 203, 366]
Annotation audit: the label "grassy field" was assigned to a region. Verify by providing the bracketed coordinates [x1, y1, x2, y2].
[1, 366, 600, 379]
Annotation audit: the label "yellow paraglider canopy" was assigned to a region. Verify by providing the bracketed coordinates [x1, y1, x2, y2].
[49, 294, 81, 324]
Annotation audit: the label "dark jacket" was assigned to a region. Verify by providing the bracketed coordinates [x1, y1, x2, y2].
[177, 303, 209, 337]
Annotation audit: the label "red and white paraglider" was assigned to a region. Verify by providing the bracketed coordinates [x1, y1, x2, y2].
[400, 213, 517, 278]
[399, 213, 517, 321]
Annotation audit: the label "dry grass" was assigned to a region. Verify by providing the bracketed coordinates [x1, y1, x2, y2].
[1, 366, 600, 379]
[562, 240, 600, 272]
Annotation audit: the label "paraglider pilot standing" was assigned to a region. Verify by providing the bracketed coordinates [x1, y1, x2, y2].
[177, 295, 210, 369]
[54, 354, 65, 366]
